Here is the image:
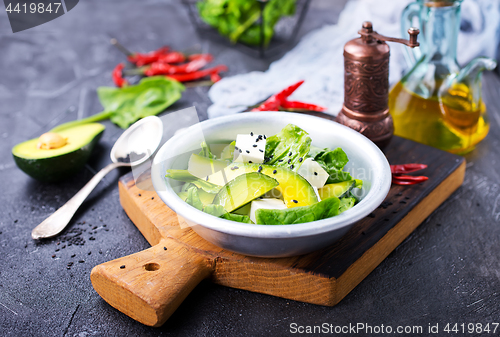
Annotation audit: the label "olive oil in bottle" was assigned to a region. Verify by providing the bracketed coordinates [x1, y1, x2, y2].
[389, 80, 489, 154]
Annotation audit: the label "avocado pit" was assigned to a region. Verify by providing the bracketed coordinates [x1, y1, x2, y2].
[37, 132, 68, 150]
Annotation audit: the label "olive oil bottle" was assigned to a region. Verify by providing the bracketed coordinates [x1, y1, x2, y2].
[389, 79, 489, 154]
[394, 0, 496, 154]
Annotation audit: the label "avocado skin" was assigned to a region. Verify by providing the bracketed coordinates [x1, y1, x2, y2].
[13, 130, 104, 182]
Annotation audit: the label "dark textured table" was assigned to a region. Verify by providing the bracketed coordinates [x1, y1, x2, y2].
[1, 1, 500, 336]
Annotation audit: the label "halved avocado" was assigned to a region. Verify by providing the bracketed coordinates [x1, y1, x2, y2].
[12, 123, 105, 182]
[213, 172, 279, 212]
[207, 164, 318, 208]
[318, 180, 356, 200]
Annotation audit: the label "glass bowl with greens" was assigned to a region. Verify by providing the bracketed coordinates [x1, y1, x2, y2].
[152, 112, 391, 257]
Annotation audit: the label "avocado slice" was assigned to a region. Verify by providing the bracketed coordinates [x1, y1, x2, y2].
[12, 123, 105, 182]
[318, 180, 356, 200]
[187, 153, 229, 179]
[213, 172, 279, 212]
[207, 164, 318, 208]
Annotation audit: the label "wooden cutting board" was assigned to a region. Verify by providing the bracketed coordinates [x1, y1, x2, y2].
[91, 136, 465, 327]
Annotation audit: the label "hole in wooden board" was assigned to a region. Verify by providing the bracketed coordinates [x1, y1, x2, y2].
[144, 263, 160, 271]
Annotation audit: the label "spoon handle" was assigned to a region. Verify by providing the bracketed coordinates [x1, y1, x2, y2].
[32, 162, 127, 240]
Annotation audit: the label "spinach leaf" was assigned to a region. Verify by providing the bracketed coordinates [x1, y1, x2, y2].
[166, 169, 221, 193]
[338, 197, 355, 214]
[255, 197, 340, 225]
[264, 124, 311, 172]
[52, 77, 184, 131]
[185, 187, 204, 211]
[203, 204, 253, 224]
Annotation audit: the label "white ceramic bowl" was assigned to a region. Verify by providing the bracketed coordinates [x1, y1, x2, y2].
[152, 112, 391, 257]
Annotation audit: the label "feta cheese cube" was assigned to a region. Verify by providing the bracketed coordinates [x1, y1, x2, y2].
[233, 133, 266, 164]
[250, 198, 287, 224]
[297, 158, 329, 188]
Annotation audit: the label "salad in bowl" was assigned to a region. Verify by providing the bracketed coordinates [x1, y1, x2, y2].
[166, 124, 363, 225]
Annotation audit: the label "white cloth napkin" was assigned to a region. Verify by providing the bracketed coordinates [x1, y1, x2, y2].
[207, 0, 500, 118]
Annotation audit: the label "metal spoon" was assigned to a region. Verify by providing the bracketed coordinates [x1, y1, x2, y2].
[31, 116, 163, 240]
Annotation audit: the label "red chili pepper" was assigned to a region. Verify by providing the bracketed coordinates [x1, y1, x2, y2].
[392, 175, 429, 182]
[252, 80, 305, 112]
[392, 179, 424, 185]
[166, 65, 227, 82]
[112, 63, 128, 87]
[144, 54, 213, 76]
[281, 100, 326, 112]
[156, 51, 186, 64]
[210, 72, 222, 83]
[127, 47, 170, 67]
[390, 163, 428, 174]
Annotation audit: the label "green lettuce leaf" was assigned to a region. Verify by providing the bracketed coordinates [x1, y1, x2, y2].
[338, 197, 355, 214]
[185, 187, 204, 211]
[166, 169, 220, 193]
[203, 204, 253, 224]
[308, 147, 352, 184]
[255, 197, 340, 225]
[264, 124, 311, 172]
[199, 141, 215, 159]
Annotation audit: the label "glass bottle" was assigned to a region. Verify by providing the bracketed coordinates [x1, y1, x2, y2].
[389, 0, 496, 154]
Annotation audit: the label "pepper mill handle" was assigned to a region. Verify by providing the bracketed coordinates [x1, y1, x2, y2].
[359, 21, 419, 48]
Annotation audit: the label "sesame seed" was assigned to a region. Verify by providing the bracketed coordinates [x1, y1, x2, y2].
[287, 159, 291, 164]
[164, 247, 167, 251]
[299, 157, 303, 162]
[292, 200, 298, 203]
[256, 138, 259, 142]
[270, 155, 273, 158]
[273, 170, 277, 174]
[120, 265, 125, 269]
[151, 197, 154, 200]
[264, 135, 266, 139]
[250, 132, 253, 136]
[246, 150, 250, 153]
[249, 161, 253, 163]
[278, 159, 283, 162]
[138, 193, 141, 196]
[259, 149, 264, 152]
[258, 165, 262, 171]
[235, 146, 239, 150]
[253, 144, 257, 147]
[206, 176, 209, 181]
[290, 165, 294, 170]
[239, 149, 242, 153]
[289, 152, 292, 156]
[314, 172, 318, 176]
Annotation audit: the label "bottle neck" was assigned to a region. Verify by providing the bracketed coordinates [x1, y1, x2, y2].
[421, 3, 461, 71]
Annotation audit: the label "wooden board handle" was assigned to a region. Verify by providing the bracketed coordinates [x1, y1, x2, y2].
[90, 238, 215, 327]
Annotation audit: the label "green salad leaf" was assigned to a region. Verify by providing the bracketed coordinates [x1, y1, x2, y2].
[197, 0, 296, 46]
[199, 141, 215, 159]
[308, 146, 352, 184]
[203, 204, 253, 224]
[338, 197, 356, 214]
[52, 77, 184, 131]
[185, 187, 204, 211]
[264, 124, 311, 172]
[166, 169, 220, 193]
[255, 197, 340, 225]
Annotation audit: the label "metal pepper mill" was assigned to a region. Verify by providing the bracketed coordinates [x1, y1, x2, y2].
[336, 21, 419, 148]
